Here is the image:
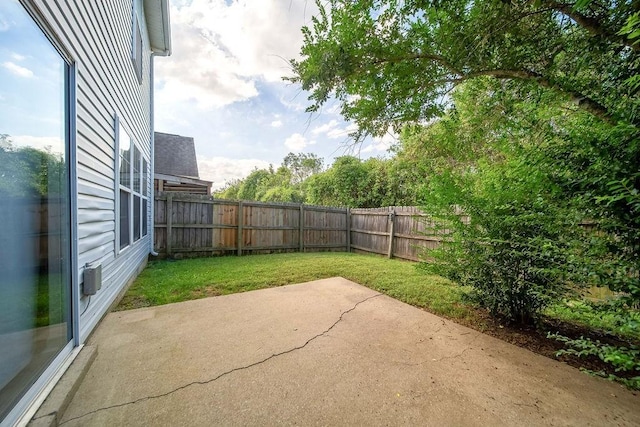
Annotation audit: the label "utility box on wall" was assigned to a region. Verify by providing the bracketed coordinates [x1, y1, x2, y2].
[83, 262, 102, 296]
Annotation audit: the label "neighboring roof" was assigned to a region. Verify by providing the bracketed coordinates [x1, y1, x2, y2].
[154, 132, 199, 178]
[143, 0, 171, 56]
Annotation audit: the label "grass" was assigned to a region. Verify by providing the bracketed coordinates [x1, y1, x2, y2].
[120, 251, 639, 344]
[118, 252, 473, 321]
[546, 299, 640, 342]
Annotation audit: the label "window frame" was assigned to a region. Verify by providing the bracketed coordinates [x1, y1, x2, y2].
[115, 116, 149, 254]
[131, 1, 143, 84]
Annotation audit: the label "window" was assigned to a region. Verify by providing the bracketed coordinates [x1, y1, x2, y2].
[0, 1, 72, 421]
[131, 7, 143, 83]
[117, 123, 149, 251]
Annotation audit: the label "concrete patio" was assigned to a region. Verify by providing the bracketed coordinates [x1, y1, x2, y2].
[56, 278, 639, 426]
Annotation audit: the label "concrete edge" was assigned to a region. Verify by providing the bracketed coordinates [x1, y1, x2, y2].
[28, 345, 98, 427]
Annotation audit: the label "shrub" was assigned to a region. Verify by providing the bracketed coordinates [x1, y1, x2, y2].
[548, 332, 640, 390]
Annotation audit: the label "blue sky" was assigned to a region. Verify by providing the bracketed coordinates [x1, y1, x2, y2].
[0, 0, 395, 189]
[154, 0, 395, 189]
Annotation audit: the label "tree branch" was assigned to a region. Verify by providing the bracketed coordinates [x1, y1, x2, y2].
[369, 53, 463, 75]
[539, 0, 639, 51]
[461, 68, 615, 123]
[358, 57, 617, 124]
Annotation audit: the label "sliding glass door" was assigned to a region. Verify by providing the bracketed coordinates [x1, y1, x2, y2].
[0, 1, 72, 421]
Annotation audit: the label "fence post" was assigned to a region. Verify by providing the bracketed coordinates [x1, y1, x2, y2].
[346, 207, 351, 253]
[237, 201, 243, 256]
[387, 207, 396, 259]
[166, 193, 173, 257]
[299, 204, 305, 253]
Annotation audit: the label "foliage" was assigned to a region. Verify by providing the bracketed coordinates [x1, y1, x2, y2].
[540, 116, 640, 303]
[387, 72, 638, 325]
[290, 1, 639, 321]
[420, 155, 584, 323]
[283, 152, 324, 184]
[217, 151, 422, 208]
[548, 332, 640, 390]
[0, 134, 66, 197]
[306, 156, 378, 207]
[290, 0, 640, 140]
[215, 152, 322, 203]
[394, 79, 575, 323]
[306, 153, 425, 207]
[547, 298, 640, 341]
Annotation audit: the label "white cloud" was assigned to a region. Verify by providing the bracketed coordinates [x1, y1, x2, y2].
[325, 103, 342, 115]
[361, 130, 397, 154]
[284, 133, 314, 152]
[155, 0, 317, 110]
[279, 94, 307, 112]
[10, 52, 25, 61]
[197, 155, 270, 190]
[312, 120, 358, 139]
[1, 61, 33, 78]
[270, 120, 283, 128]
[311, 120, 339, 135]
[327, 123, 358, 139]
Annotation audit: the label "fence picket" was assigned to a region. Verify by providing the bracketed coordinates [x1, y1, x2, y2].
[153, 193, 443, 261]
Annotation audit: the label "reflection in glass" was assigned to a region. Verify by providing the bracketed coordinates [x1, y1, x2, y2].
[0, 2, 71, 420]
[133, 145, 141, 193]
[119, 130, 131, 190]
[143, 199, 148, 237]
[142, 158, 148, 197]
[120, 189, 130, 249]
[134, 195, 141, 241]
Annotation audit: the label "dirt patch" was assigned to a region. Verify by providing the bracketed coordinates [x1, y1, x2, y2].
[189, 286, 223, 299]
[115, 295, 152, 311]
[451, 307, 639, 388]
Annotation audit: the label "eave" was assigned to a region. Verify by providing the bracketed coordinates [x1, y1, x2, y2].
[143, 0, 171, 56]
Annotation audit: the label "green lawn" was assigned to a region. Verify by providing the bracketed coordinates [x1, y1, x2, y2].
[546, 299, 640, 342]
[118, 252, 473, 321]
[119, 251, 639, 343]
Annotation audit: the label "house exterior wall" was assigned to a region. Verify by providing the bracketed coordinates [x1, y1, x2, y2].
[32, 0, 154, 342]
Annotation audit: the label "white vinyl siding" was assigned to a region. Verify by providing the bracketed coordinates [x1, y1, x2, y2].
[31, 0, 153, 342]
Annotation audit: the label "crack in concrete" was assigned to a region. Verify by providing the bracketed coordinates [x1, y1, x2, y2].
[431, 333, 483, 363]
[410, 333, 481, 365]
[431, 346, 473, 362]
[58, 293, 382, 425]
[31, 411, 56, 421]
[397, 346, 475, 368]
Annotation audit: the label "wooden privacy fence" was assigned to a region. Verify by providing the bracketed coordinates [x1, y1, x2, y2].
[154, 193, 349, 258]
[153, 193, 440, 261]
[350, 207, 442, 262]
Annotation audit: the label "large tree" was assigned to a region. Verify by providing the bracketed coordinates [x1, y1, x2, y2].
[290, 0, 639, 139]
[290, 1, 640, 321]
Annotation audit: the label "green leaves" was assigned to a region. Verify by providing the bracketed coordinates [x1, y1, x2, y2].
[292, 0, 640, 138]
[618, 11, 640, 44]
[289, 1, 640, 323]
[549, 332, 640, 390]
[215, 153, 322, 204]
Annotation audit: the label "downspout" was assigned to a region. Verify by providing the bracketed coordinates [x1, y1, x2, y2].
[148, 0, 170, 257]
[149, 53, 159, 256]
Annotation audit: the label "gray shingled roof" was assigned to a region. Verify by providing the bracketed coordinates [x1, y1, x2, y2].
[154, 132, 199, 178]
